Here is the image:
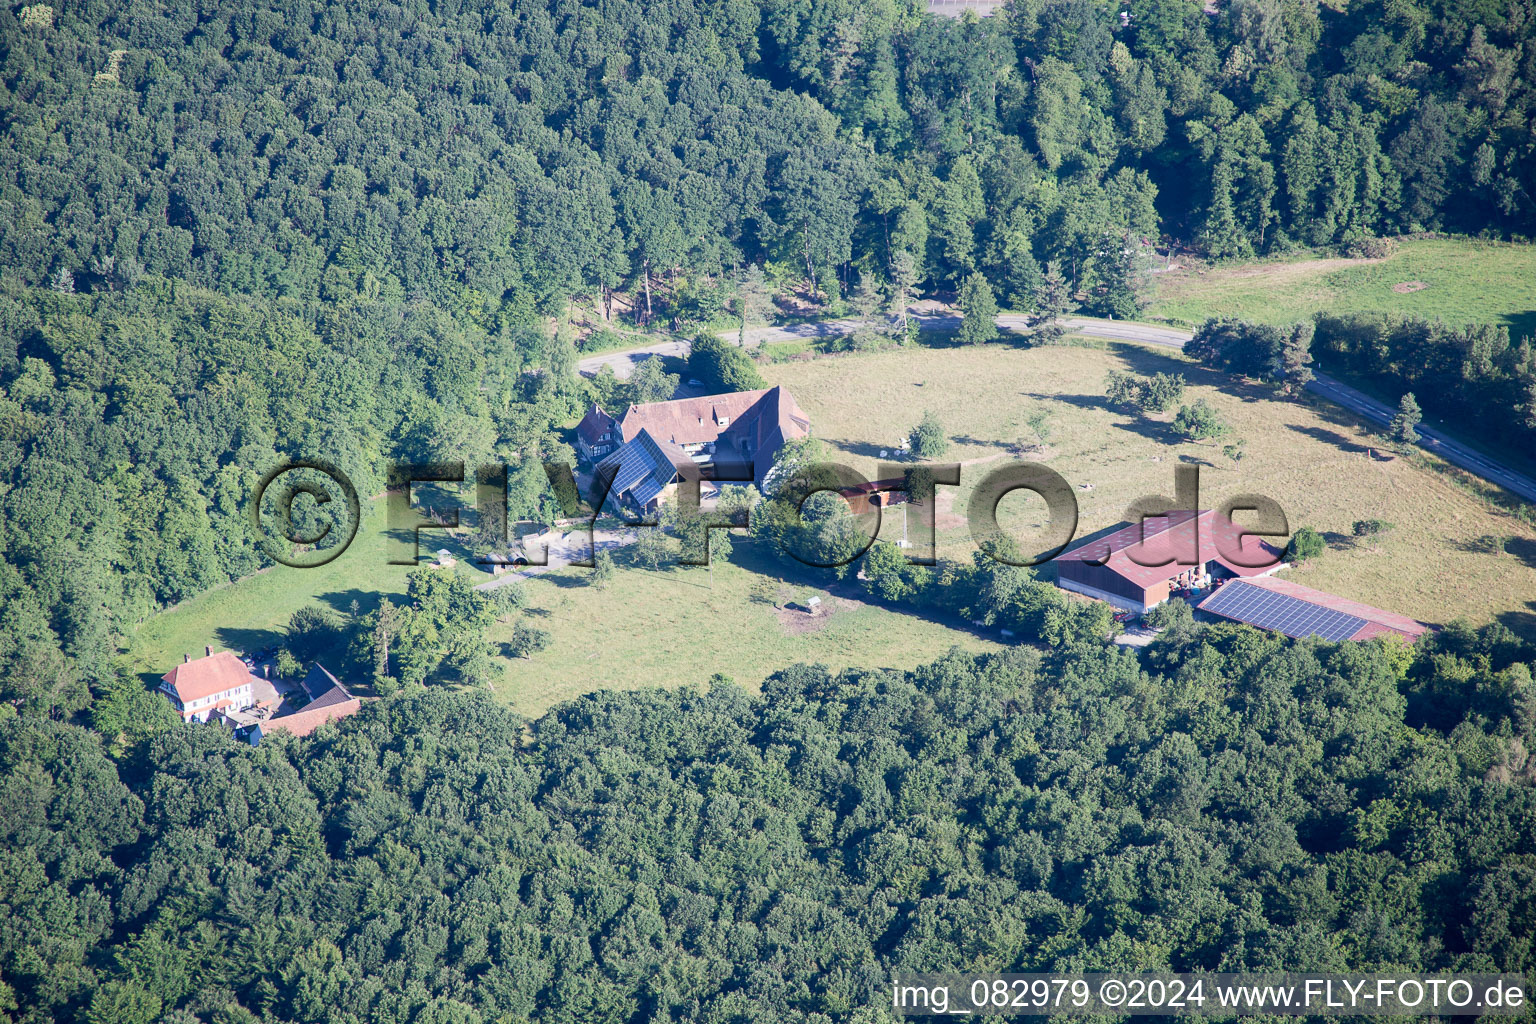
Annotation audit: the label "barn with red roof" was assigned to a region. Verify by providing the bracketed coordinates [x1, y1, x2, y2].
[1053, 509, 1286, 613]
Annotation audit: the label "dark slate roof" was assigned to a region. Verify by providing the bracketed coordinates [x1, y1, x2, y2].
[301, 662, 343, 701]
[305, 682, 356, 711]
[576, 403, 619, 446]
[718, 385, 812, 480]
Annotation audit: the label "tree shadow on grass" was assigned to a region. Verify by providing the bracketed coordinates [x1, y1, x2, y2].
[1506, 536, 1536, 570]
[1111, 415, 1183, 446]
[213, 625, 282, 657]
[1501, 310, 1536, 345]
[1496, 600, 1536, 643]
[726, 537, 1006, 643]
[1455, 534, 1536, 571]
[1019, 391, 1113, 412]
[318, 588, 389, 618]
[1287, 423, 1370, 455]
[523, 570, 591, 589]
[829, 438, 902, 459]
[952, 435, 1014, 450]
[1456, 534, 1509, 556]
[1104, 343, 1279, 404]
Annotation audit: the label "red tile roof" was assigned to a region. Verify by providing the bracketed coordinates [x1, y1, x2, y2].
[262, 695, 363, 738]
[162, 651, 257, 704]
[576, 404, 619, 446]
[618, 388, 809, 450]
[1201, 575, 1431, 641]
[1055, 509, 1286, 589]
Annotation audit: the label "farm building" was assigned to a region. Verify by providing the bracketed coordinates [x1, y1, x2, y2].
[590, 387, 812, 514]
[1053, 509, 1286, 613]
[575, 403, 622, 462]
[244, 664, 365, 744]
[593, 428, 697, 514]
[159, 647, 261, 722]
[1197, 576, 1431, 642]
[580, 387, 810, 477]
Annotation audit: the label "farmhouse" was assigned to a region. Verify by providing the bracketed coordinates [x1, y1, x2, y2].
[1053, 509, 1286, 613]
[593, 428, 696, 514]
[589, 386, 811, 514]
[1197, 576, 1431, 642]
[244, 664, 364, 744]
[575, 404, 622, 462]
[159, 647, 261, 722]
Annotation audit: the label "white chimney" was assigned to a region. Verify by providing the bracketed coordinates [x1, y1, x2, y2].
[184, 653, 191, 663]
[205, 645, 214, 657]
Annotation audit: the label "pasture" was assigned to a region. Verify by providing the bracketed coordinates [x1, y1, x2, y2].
[761, 341, 1536, 639]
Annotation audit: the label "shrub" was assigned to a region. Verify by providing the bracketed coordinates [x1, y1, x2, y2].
[591, 550, 616, 589]
[1286, 525, 1326, 562]
[1185, 317, 1285, 378]
[1173, 399, 1231, 440]
[275, 648, 302, 679]
[508, 621, 551, 659]
[1138, 372, 1186, 412]
[1344, 236, 1399, 259]
[1146, 598, 1196, 632]
[687, 334, 766, 393]
[908, 410, 949, 458]
[1105, 370, 1138, 407]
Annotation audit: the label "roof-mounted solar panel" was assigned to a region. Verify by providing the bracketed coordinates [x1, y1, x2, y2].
[1200, 582, 1368, 641]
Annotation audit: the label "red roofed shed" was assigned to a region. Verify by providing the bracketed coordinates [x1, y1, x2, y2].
[1053, 509, 1286, 612]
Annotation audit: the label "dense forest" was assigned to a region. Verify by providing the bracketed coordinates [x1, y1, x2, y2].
[4, 0, 1536, 315]
[6, 0, 1536, 701]
[5, 624, 1536, 1023]
[4, 1, 1536, 1018]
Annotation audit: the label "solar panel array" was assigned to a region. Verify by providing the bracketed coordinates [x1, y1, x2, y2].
[1200, 582, 1368, 641]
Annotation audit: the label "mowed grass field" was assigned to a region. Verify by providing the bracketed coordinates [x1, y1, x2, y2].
[1147, 237, 1536, 338]
[124, 501, 414, 680]
[761, 341, 1536, 639]
[126, 489, 1006, 717]
[487, 546, 1005, 717]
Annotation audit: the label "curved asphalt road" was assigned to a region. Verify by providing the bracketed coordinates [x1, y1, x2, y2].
[577, 313, 1536, 507]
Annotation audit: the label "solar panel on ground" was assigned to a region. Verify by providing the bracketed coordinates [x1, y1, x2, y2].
[1200, 582, 1368, 641]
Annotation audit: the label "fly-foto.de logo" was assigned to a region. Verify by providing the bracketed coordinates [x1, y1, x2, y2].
[251, 458, 1290, 572]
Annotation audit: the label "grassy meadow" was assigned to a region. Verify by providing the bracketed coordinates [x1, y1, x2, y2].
[760, 341, 1536, 639]
[125, 485, 1007, 717]
[1146, 237, 1536, 338]
[487, 545, 1005, 717]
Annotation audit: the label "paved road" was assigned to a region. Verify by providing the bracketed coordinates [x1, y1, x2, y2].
[1045, 318, 1536, 506]
[578, 339, 690, 380]
[1305, 375, 1536, 504]
[580, 312, 1536, 506]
